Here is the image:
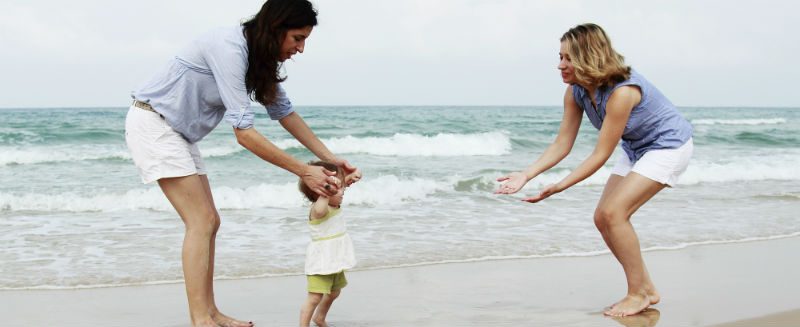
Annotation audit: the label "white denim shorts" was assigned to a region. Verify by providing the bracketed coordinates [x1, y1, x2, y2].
[124, 105, 206, 184]
[610, 138, 693, 187]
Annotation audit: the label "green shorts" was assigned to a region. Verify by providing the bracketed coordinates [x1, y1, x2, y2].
[307, 271, 348, 294]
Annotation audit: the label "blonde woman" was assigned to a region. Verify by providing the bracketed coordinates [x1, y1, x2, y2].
[496, 23, 693, 316]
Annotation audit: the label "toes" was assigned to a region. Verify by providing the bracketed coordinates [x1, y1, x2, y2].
[216, 318, 252, 327]
[604, 299, 649, 317]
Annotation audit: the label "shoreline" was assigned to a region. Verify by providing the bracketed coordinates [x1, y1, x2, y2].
[2, 236, 799, 326]
[6, 231, 800, 292]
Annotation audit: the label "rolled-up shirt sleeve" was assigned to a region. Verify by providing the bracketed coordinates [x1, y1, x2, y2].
[203, 37, 255, 129]
[265, 84, 294, 120]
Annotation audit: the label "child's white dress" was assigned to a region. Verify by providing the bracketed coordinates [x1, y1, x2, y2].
[305, 207, 357, 275]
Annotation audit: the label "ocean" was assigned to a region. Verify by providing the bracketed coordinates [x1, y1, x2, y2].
[1, 106, 798, 289]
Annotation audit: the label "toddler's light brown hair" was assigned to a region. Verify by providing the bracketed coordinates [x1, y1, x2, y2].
[298, 161, 344, 202]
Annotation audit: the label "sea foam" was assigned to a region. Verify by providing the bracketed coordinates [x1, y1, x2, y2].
[0, 174, 451, 212]
[692, 118, 786, 125]
[275, 132, 512, 156]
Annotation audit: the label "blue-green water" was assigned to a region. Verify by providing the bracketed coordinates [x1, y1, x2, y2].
[1, 106, 799, 289]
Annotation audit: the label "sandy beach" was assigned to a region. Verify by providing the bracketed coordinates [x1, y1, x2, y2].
[712, 309, 800, 327]
[3, 236, 799, 327]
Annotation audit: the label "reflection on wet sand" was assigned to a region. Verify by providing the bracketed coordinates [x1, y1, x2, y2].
[611, 308, 661, 327]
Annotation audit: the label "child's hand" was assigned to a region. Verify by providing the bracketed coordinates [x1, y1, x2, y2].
[345, 169, 362, 186]
[330, 158, 362, 186]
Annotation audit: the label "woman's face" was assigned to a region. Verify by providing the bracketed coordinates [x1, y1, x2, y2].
[279, 26, 314, 62]
[558, 41, 576, 84]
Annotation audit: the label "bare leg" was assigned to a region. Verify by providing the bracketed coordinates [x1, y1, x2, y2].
[594, 173, 665, 316]
[197, 175, 252, 327]
[300, 292, 323, 327]
[312, 289, 340, 327]
[595, 175, 624, 265]
[158, 175, 218, 327]
[596, 175, 660, 308]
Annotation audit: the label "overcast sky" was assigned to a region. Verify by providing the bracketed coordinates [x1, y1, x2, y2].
[1, 0, 797, 108]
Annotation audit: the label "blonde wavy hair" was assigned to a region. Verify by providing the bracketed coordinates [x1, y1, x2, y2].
[560, 23, 631, 88]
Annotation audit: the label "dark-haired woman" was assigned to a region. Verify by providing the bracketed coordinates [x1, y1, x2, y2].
[496, 23, 693, 316]
[125, 1, 359, 325]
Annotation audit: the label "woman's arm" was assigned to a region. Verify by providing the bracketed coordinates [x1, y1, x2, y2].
[279, 112, 362, 184]
[279, 112, 337, 162]
[234, 127, 339, 196]
[522, 85, 640, 203]
[496, 86, 583, 194]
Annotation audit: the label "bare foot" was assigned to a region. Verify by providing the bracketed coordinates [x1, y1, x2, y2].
[192, 318, 220, 327]
[604, 294, 651, 317]
[312, 316, 328, 327]
[609, 287, 660, 309]
[610, 308, 660, 327]
[211, 311, 252, 327]
[646, 288, 660, 305]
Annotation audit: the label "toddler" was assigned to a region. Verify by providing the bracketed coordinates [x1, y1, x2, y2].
[298, 161, 357, 327]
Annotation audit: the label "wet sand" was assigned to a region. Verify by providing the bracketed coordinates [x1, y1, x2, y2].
[2, 237, 799, 326]
[711, 308, 800, 327]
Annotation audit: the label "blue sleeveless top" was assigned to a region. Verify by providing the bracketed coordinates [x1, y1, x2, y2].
[572, 70, 693, 162]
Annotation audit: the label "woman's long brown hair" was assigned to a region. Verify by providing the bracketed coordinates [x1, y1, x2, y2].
[242, 0, 317, 105]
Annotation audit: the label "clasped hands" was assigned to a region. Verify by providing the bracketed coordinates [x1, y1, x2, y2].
[302, 159, 362, 197]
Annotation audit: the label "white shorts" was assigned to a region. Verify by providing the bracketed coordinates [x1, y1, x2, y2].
[610, 138, 693, 187]
[124, 105, 206, 184]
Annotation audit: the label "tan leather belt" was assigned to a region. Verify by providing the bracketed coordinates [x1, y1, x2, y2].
[132, 100, 156, 112]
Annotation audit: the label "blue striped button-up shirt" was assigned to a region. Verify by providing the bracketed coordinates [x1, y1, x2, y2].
[132, 26, 293, 144]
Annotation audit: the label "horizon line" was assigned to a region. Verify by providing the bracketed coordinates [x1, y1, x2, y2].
[2, 104, 799, 110]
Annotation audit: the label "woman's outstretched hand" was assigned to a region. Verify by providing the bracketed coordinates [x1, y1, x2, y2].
[302, 165, 340, 197]
[495, 171, 529, 194]
[521, 183, 561, 203]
